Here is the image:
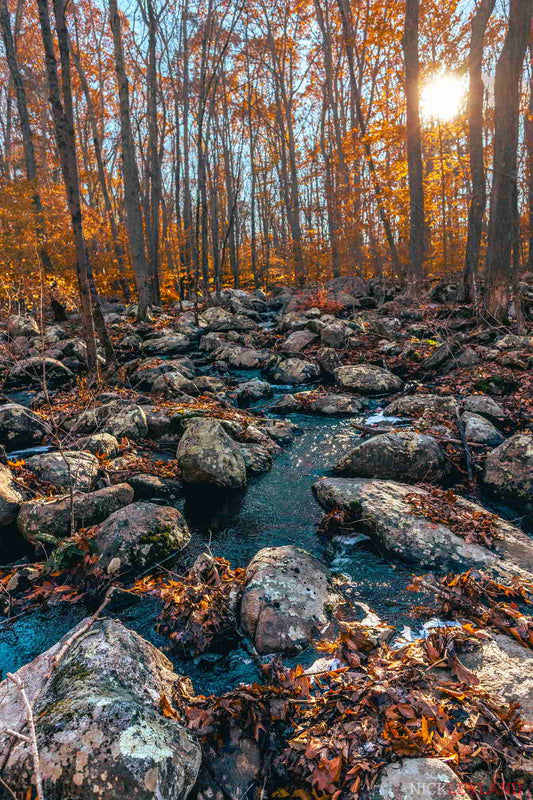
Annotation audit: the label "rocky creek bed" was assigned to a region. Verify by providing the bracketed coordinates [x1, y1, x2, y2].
[0, 279, 532, 799]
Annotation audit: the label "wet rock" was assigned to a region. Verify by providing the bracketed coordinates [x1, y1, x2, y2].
[18, 483, 134, 543]
[313, 478, 533, 576]
[484, 434, 533, 519]
[266, 356, 321, 385]
[462, 412, 504, 447]
[240, 546, 338, 654]
[281, 329, 318, 352]
[334, 364, 403, 395]
[195, 729, 260, 800]
[0, 402, 48, 449]
[235, 378, 273, 406]
[334, 430, 446, 482]
[213, 344, 268, 369]
[68, 400, 148, 440]
[0, 618, 201, 798]
[370, 758, 469, 800]
[240, 443, 274, 475]
[24, 450, 99, 492]
[7, 314, 39, 339]
[383, 394, 457, 418]
[143, 332, 190, 356]
[462, 394, 505, 424]
[5, 356, 74, 389]
[272, 391, 365, 416]
[0, 463, 22, 526]
[126, 473, 184, 501]
[95, 502, 190, 573]
[73, 432, 120, 458]
[260, 418, 297, 445]
[177, 418, 247, 489]
[152, 371, 199, 398]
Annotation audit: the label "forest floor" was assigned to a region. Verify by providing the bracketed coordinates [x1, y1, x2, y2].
[0, 275, 532, 799]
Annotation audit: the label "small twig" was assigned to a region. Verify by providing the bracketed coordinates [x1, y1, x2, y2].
[0, 774, 19, 800]
[6, 672, 45, 800]
[50, 586, 115, 671]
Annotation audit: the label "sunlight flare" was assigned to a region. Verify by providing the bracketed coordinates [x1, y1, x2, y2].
[421, 73, 466, 122]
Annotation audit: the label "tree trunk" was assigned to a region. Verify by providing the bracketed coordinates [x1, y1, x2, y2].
[485, 0, 533, 322]
[462, 0, 496, 305]
[403, 0, 425, 288]
[527, 32, 533, 270]
[108, 0, 152, 318]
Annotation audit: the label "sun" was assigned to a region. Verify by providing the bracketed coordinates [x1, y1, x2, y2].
[421, 73, 466, 122]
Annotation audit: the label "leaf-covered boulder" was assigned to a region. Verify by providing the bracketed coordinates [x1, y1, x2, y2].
[176, 418, 247, 489]
[0, 618, 201, 799]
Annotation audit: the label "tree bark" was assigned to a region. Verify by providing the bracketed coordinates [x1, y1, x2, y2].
[485, 0, 533, 322]
[462, 0, 496, 305]
[527, 30, 533, 270]
[403, 0, 425, 288]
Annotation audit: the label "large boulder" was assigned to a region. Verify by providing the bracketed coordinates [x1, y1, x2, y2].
[177, 418, 247, 489]
[281, 329, 318, 352]
[17, 483, 134, 543]
[240, 546, 338, 654]
[271, 392, 365, 417]
[0, 618, 201, 798]
[67, 400, 148, 441]
[334, 364, 403, 395]
[0, 463, 22, 526]
[24, 450, 99, 492]
[370, 759, 469, 800]
[235, 378, 273, 406]
[5, 356, 74, 389]
[0, 403, 48, 449]
[152, 371, 199, 398]
[334, 430, 446, 482]
[94, 502, 190, 574]
[73, 432, 120, 458]
[313, 478, 533, 576]
[266, 357, 321, 385]
[213, 344, 268, 369]
[484, 434, 533, 519]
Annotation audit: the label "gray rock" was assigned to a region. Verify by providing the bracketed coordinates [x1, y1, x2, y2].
[95, 502, 190, 573]
[68, 400, 148, 440]
[484, 434, 533, 519]
[316, 346, 341, 376]
[462, 394, 505, 424]
[0, 618, 201, 799]
[24, 450, 99, 491]
[334, 430, 446, 482]
[463, 412, 504, 447]
[260, 418, 297, 445]
[271, 391, 365, 416]
[313, 478, 533, 577]
[383, 393, 457, 418]
[177, 418, 247, 489]
[152, 371, 199, 398]
[17, 483, 134, 543]
[126, 473, 184, 501]
[194, 375, 227, 393]
[7, 314, 39, 339]
[240, 546, 338, 654]
[334, 364, 403, 395]
[281, 329, 318, 352]
[0, 402, 48, 449]
[266, 357, 321, 385]
[236, 378, 273, 405]
[213, 344, 268, 369]
[370, 758, 469, 800]
[0, 463, 22, 526]
[320, 321, 347, 348]
[73, 432, 120, 458]
[240, 443, 274, 475]
[5, 356, 74, 389]
[143, 332, 190, 356]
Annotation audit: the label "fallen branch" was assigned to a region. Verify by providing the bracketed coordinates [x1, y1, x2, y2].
[50, 586, 115, 671]
[6, 672, 45, 800]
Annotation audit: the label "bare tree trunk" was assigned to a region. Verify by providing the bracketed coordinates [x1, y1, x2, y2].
[485, 0, 533, 322]
[144, 0, 162, 305]
[462, 0, 496, 305]
[0, 0, 53, 274]
[36, 0, 99, 370]
[527, 32, 533, 270]
[109, 0, 152, 318]
[403, 0, 425, 289]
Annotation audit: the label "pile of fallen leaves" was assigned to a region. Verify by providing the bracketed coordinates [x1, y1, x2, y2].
[405, 487, 502, 549]
[410, 570, 533, 651]
[172, 620, 533, 798]
[105, 453, 180, 480]
[131, 554, 245, 656]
